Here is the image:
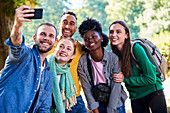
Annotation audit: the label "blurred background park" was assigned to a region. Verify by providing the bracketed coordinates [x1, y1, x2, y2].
[0, 0, 169, 112]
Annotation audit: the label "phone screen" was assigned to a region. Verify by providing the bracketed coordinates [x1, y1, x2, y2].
[24, 9, 43, 19]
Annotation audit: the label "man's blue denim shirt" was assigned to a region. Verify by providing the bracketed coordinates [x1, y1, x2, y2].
[0, 37, 53, 113]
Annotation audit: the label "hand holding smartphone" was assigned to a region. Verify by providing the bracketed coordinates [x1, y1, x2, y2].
[24, 8, 43, 19]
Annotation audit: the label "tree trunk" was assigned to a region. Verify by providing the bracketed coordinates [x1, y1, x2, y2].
[0, 0, 15, 69]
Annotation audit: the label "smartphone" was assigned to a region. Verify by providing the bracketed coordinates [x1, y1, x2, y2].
[24, 8, 43, 19]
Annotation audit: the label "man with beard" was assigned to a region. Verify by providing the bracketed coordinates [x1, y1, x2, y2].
[0, 5, 57, 113]
[48, 11, 87, 113]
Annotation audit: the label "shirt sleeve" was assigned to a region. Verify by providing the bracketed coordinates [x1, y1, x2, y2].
[124, 43, 157, 86]
[4, 36, 29, 63]
[77, 55, 99, 110]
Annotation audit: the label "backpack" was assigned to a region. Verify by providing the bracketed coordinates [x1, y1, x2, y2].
[130, 38, 168, 82]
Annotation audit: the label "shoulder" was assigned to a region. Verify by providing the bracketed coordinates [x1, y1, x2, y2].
[79, 53, 87, 61]
[103, 49, 118, 59]
[133, 43, 146, 55]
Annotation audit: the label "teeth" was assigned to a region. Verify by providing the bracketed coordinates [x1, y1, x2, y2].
[112, 38, 117, 41]
[64, 30, 70, 33]
[60, 53, 66, 57]
[90, 43, 95, 46]
[42, 43, 49, 45]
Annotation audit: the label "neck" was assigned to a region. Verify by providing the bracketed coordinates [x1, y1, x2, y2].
[39, 52, 48, 66]
[117, 44, 123, 52]
[55, 59, 67, 67]
[90, 48, 103, 62]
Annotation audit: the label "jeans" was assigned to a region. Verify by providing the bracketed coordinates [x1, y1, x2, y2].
[117, 104, 126, 113]
[98, 102, 126, 113]
[65, 95, 87, 113]
[131, 90, 167, 113]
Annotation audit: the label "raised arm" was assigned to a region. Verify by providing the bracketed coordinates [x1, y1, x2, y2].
[11, 5, 34, 46]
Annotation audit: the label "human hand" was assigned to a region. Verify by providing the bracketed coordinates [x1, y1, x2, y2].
[0, 69, 3, 74]
[14, 5, 35, 28]
[92, 108, 99, 113]
[113, 72, 124, 83]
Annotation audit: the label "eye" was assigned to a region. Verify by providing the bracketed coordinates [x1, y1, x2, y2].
[49, 34, 54, 38]
[59, 45, 63, 48]
[84, 38, 89, 42]
[109, 30, 114, 34]
[70, 22, 75, 26]
[40, 32, 45, 36]
[67, 47, 72, 51]
[92, 36, 96, 39]
[62, 21, 67, 25]
[117, 30, 121, 34]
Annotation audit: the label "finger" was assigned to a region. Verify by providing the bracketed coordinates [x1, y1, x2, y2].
[19, 5, 31, 11]
[18, 17, 33, 22]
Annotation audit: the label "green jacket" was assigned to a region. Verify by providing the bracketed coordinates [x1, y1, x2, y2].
[124, 43, 163, 100]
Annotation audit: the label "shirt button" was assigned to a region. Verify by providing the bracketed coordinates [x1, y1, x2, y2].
[39, 67, 41, 68]
[30, 100, 32, 103]
[25, 112, 27, 113]
[34, 90, 36, 92]
[38, 56, 39, 57]
[37, 78, 39, 80]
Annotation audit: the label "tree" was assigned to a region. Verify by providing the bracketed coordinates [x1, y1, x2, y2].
[0, 0, 15, 69]
[105, 0, 145, 39]
[0, 0, 38, 69]
[73, 0, 110, 49]
[134, 0, 170, 38]
[0, 0, 69, 69]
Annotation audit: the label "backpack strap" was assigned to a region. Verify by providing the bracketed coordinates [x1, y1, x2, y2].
[130, 41, 158, 92]
[130, 42, 142, 71]
[86, 53, 94, 86]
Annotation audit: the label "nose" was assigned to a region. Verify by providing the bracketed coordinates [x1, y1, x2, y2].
[44, 36, 50, 40]
[112, 32, 117, 37]
[65, 24, 70, 29]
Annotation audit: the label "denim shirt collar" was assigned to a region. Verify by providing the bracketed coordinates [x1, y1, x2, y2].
[30, 44, 50, 70]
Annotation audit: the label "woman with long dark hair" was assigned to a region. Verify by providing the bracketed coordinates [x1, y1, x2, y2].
[109, 20, 167, 113]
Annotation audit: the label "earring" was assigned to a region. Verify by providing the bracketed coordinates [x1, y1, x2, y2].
[101, 40, 103, 42]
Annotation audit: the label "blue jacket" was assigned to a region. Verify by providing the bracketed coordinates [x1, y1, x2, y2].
[0, 37, 53, 113]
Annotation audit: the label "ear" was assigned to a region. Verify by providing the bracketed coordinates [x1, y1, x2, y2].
[101, 35, 103, 42]
[58, 22, 61, 29]
[74, 25, 77, 32]
[125, 33, 128, 39]
[33, 35, 36, 42]
[70, 54, 75, 60]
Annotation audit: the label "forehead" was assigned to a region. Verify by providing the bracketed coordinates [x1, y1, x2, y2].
[37, 25, 56, 35]
[58, 39, 74, 47]
[110, 23, 125, 30]
[84, 30, 99, 37]
[61, 14, 77, 23]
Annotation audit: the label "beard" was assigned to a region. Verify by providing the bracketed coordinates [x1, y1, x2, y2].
[37, 44, 53, 53]
[35, 40, 54, 53]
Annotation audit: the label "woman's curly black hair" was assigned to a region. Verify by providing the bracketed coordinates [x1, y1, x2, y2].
[78, 18, 108, 47]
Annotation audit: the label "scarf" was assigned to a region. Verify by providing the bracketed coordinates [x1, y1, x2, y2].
[48, 54, 77, 112]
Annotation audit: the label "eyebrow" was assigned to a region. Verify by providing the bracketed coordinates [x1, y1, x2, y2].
[63, 19, 76, 24]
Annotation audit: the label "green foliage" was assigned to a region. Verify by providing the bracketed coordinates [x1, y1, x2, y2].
[22, 0, 69, 44]
[105, 0, 145, 39]
[134, 0, 170, 38]
[161, 43, 170, 77]
[72, 0, 109, 42]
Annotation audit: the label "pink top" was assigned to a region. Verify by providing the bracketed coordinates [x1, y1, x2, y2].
[91, 58, 107, 85]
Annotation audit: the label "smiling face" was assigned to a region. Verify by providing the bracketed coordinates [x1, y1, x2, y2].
[83, 30, 103, 52]
[34, 25, 56, 53]
[55, 38, 75, 66]
[59, 14, 77, 37]
[109, 23, 128, 51]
